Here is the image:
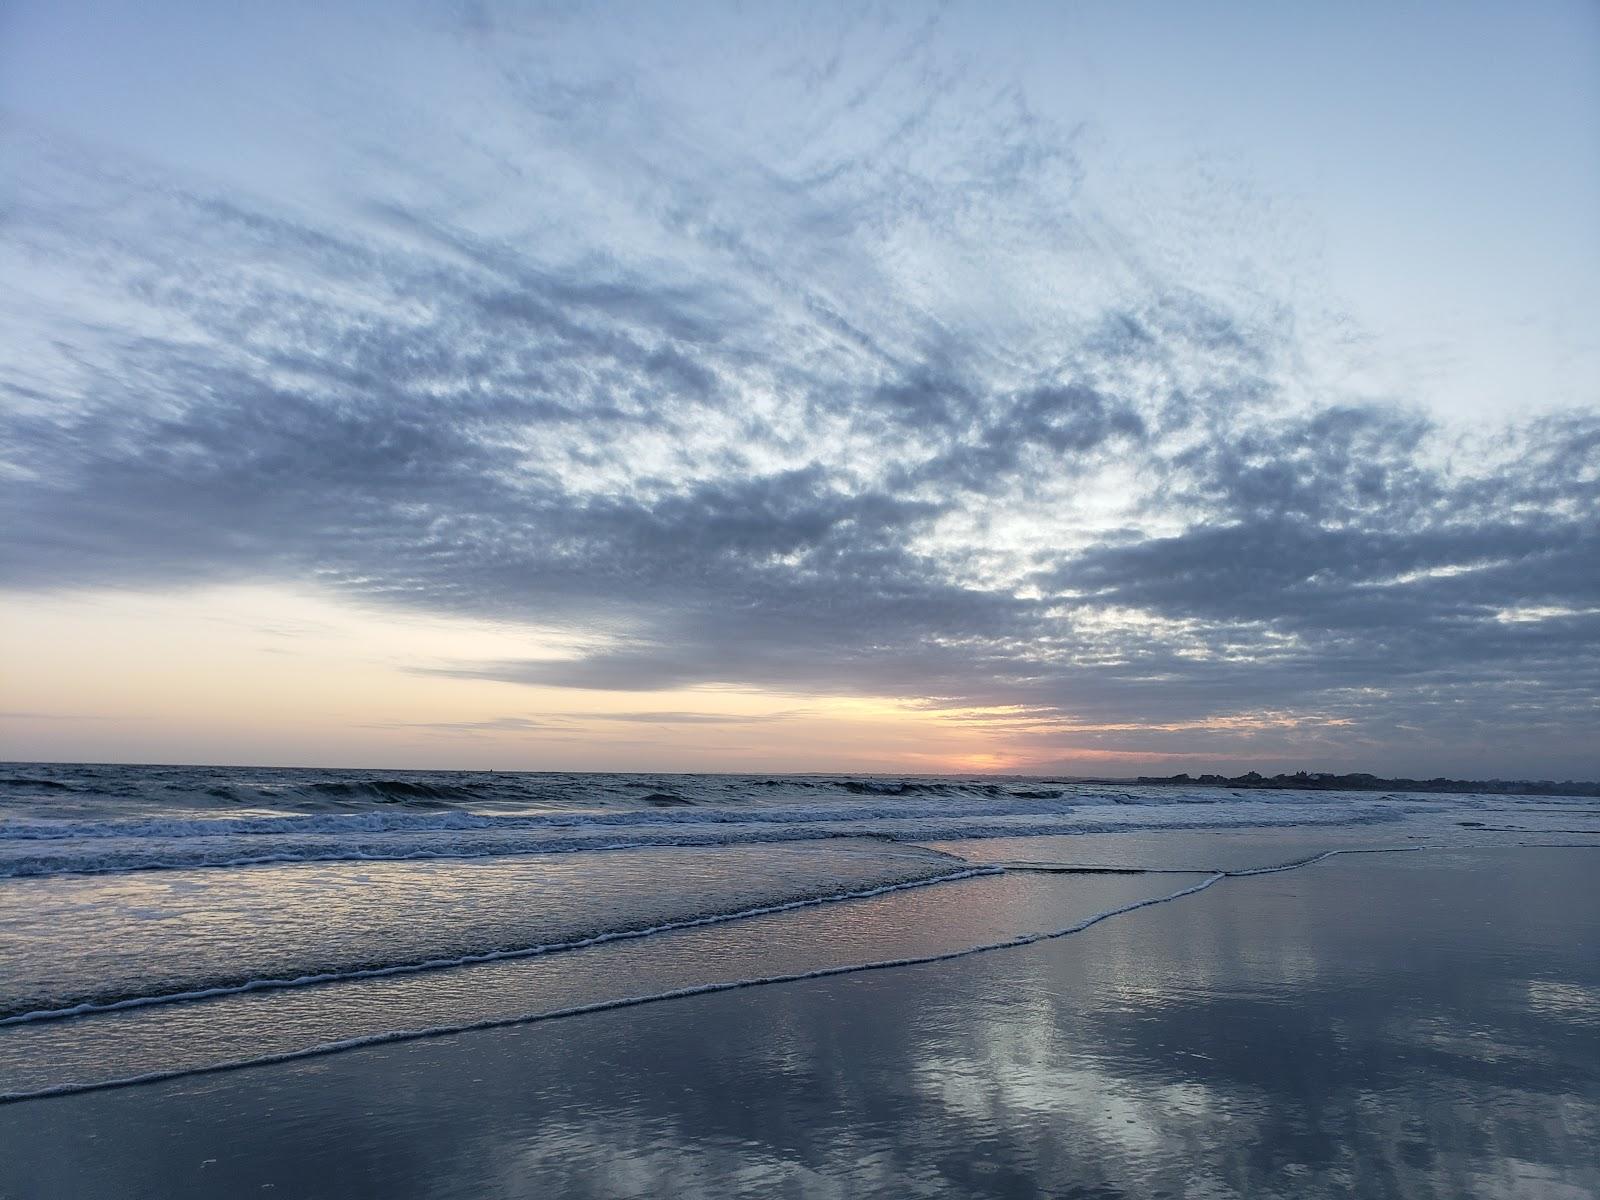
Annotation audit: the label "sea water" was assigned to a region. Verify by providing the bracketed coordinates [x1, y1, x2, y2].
[2, 763, 1596, 1104]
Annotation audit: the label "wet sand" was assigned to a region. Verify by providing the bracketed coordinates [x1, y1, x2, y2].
[2, 844, 1597, 1198]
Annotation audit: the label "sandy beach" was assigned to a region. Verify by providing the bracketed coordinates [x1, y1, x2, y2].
[4, 837, 1596, 1198]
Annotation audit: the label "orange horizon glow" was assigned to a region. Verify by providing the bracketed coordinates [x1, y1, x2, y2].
[0, 583, 1357, 776]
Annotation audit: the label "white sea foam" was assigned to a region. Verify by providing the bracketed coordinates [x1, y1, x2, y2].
[0, 792, 1225, 841]
[0, 800, 1406, 878]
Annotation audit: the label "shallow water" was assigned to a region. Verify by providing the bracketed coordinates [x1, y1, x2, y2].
[2, 765, 1598, 1197]
[4, 848, 1599, 1198]
[0, 839, 961, 1020]
[0, 869, 1198, 1098]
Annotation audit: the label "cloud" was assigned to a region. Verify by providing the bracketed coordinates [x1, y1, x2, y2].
[1, 5, 1596, 774]
[582, 711, 807, 725]
[363, 710, 807, 738]
[364, 717, 556, 735]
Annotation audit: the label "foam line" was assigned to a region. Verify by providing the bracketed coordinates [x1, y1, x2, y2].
[1219, 846, 1419, 876]
[0, 845, 1423, 1105]
[987, 846, 1420, 877]
[0, 810, 1406, 878]
[1471, 826, 1600, 834]
[989, 863, 1213, 875]
[1510, 842, 1600, 849]
[0, 867, 1002, 1028]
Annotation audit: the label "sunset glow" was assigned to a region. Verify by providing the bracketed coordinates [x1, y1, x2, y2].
[2, 2, 1596, 778]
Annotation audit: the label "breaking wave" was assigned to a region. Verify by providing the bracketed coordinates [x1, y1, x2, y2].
[0, 799, 1404, 878]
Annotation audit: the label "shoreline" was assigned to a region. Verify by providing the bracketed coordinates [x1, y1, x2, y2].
[3, 840, 1595, 1198]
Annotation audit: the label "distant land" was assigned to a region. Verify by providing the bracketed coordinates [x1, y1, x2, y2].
[1133, 771, 1600, 798]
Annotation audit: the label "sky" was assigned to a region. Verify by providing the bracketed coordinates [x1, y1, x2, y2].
[1, 0, 1597, 777]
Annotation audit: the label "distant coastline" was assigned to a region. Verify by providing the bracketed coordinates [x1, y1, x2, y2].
[1133, 771, 1600, 799]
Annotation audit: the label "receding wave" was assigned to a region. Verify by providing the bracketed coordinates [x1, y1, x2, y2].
[0, 866, 998, 1026]
[0, 868, 1238, 1104]
[0, 845, 1440, 1107]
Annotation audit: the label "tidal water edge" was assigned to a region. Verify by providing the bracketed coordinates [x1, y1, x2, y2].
[1, 766, 1597, 1197]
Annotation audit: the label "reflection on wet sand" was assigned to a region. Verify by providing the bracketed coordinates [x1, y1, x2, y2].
[2, 846, 1596, 1198]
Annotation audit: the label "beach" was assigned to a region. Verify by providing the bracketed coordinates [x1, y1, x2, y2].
[2, 769, 1597, 1197]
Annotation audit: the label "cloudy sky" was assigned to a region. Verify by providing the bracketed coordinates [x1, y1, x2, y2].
[2, 1, 1597, 776]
